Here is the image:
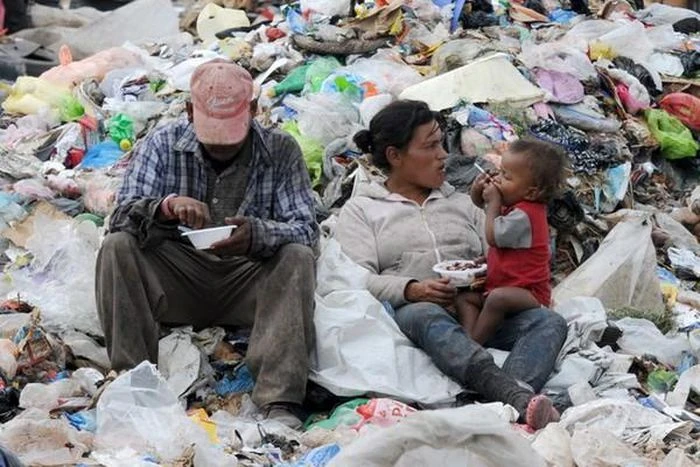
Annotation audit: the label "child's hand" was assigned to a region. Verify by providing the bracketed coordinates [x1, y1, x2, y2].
[482, 183, 502, 205]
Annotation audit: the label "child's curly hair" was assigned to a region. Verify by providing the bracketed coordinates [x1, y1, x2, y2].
[510, 138, 568, 203]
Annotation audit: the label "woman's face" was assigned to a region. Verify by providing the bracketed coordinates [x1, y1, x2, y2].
[388, 120, 447, 190]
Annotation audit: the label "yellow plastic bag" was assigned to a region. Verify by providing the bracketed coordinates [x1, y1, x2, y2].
[2, 77, 84, 122]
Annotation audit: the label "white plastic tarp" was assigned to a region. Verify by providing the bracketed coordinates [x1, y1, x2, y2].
[327, 405, 546, 467]
[553, 214, 664, 314]
[310, 239, 462, 405]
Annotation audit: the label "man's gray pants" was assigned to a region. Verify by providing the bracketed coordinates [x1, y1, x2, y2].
[95, 232, 316, 407]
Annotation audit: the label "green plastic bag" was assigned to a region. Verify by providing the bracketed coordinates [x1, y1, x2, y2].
[281, 120, 324, 187]
[645, 109, 699, 160]
[108, 113, 135, 147]
[304, 57, 342, 94]
[58, 96, 85, 122]
[305, 398, 369, 431]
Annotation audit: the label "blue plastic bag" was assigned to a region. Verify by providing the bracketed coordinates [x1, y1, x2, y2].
[79, 141, 124, 169]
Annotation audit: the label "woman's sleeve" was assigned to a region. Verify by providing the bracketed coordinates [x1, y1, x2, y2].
[335, 201, 416, 307]
[466, 197, 488, 254]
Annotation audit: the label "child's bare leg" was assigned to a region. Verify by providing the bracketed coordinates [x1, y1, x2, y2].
[455, 291, 483, 334]
[471, 287, 540, 345]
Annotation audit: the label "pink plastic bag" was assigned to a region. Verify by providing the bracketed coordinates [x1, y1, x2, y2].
[534, 69, 584, 104]
[616, 84, 647, 115]
[40, 47, 143, 88]
[354, 398, 417, 429]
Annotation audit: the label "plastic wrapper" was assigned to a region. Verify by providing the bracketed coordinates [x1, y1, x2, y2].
[1, 214, 104, 337]
[40, 47, 144, 88]
[281, 120, 324, 187]
[519, 42, 596, 81]
[301, 0, 351, 17]
[0, 409, 93, 465]
[354, 398, 417, 429]
[12, 178, 55, 200]
[79, 141, 125, 169]
[659, 93, 700, 131]
[284, 93, 361, 146]
[1, 77, 85, 122]
[328, 405, 546, 467]
[0, 339, 18, 379]
[19, 379, 82, 411]
[342, 53, 423, 97]
[534, 69, 584, 104]
[554, 215, 665, 314]
[636, 4, 700, 26]
[95, 362, 209, 462]
[551, 103, 621, 133]
[597, 22, 654, 63]
[644, 109, 699, 160]
[616, 318, 691, 367]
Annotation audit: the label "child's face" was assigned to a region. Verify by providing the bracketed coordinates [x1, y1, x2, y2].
[493, 150, 540, 206]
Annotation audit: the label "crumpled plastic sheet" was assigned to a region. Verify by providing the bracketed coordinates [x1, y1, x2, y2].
[616, 318, 691, 368]
[95, 362, 210, 462]
[327, 405, 546, 467]
[0, 214, 104, 336]
[0, 408, 94, 465]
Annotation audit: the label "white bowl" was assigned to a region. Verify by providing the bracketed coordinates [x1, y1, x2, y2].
[433, 260, 487, 288]
[181, 225, 236, 250]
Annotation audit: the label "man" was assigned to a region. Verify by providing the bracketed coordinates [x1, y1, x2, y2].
[96, 60, 318, 429]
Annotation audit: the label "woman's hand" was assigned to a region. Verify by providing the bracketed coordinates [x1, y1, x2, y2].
[405, 278, 457, 307]
[470, 173, 489, 209]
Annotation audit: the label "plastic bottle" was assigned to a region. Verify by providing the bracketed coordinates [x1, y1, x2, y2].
[268, 64, 310, 97]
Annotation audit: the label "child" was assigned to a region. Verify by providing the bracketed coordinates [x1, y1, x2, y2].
[457, 139, 567, 344]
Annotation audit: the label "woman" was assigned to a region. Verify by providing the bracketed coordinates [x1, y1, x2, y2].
[334, 100, 568, 430]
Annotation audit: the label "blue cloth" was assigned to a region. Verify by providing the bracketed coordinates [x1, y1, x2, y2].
[394, 303, 567, 396]
[112, 118, 318, 258]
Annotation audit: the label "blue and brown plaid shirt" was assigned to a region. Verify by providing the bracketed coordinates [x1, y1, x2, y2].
[110, 117, 318, 258]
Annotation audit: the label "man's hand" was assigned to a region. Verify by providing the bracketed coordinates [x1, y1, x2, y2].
[165, 196, 211, 229]
[405, 278, 457, 307]
[210, 217, 252, 256]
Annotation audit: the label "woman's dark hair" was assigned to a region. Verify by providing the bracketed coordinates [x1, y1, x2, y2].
[353, 100, 442, 171]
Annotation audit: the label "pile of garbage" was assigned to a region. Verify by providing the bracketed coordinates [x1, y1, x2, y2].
[1, 0, 700, 464]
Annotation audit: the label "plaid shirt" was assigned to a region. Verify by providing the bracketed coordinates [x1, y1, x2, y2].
[111, 118, 318, 258]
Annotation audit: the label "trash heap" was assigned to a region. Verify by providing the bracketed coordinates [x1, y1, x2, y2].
[0, 0, 700, 465]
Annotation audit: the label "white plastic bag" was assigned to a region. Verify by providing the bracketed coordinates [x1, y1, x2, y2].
[519, 42, 596, 81]
[310, 239, 462, 405]
[95, 362, 209, 462]
[301, 0, 351, 17]
[553, 214, 664, 314]
[327, 405, 546, 467]
[344, 53, 424, 97]
[598, 21, 654, 63]
[637, 4, 700, 26]
[0, 409, 93, 465]
[615, 318, 691, 367]
[285, 94, 361, 146]
[0, 213, 104, 336]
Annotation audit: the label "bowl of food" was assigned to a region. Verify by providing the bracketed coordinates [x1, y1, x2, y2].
[181, 225, 236, 250]
[432, 259, 487, 288]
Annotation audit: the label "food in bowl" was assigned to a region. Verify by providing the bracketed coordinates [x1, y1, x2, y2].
[433, 259, 487, 288]
[181, 225, 236, 250]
